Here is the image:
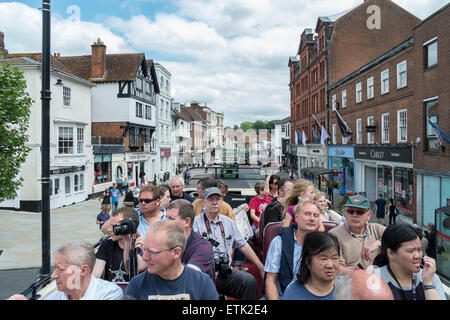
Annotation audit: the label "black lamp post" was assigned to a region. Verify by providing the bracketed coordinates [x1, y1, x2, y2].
[41, 0, 51, 276]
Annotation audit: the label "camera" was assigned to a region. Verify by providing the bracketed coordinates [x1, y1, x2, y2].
[214, 255, 232, 278]
[113, 218, 137, 236]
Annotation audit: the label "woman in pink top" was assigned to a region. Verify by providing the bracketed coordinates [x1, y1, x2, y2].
[280, 179, 315, 227]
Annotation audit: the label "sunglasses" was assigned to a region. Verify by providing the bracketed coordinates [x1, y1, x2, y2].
[346, 209, 368, 215]
[139, 198, 157, 204]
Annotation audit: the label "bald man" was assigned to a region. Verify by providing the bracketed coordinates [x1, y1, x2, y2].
[335, 269, 393, 300]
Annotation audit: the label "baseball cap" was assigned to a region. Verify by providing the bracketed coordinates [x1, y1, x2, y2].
[343, 194, 370, 210]
[203, 187, 223, 200]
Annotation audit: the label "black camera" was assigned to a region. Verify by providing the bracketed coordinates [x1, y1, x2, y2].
[214, 255, 232, 278]
[113, 218, 137, 236]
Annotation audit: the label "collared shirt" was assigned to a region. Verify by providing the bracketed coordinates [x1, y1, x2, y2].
[264, 233, 303, 296]
[329, 222, 386, 269]
[135, 207, 166, 239]
[45, 275, 123, 300]
[192, 212, 246, 263]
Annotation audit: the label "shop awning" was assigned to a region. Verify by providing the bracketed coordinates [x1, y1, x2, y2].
[301, 167, 333, 175]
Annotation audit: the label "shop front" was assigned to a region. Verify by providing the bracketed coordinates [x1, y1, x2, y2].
[328, 146, 356, 198]
[355, 145, 414, 223]
[126, 153, 149, 188]
[50, 165, 88, 209]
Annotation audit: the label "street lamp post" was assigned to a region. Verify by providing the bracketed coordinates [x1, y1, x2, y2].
[41, 0, 51, 276]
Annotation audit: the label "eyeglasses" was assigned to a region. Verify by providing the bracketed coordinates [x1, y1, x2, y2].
[346, 209, 368, 215]
[139, 198, 156, 204]
[142, 246, 176, 256]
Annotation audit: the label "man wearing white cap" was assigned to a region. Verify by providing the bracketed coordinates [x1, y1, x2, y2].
[193, 187, 265, 300]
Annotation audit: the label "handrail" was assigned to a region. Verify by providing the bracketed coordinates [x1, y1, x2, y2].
[20, 235, 110, 299]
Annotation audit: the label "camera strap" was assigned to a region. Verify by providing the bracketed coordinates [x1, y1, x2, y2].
[203, 214, 228, 253]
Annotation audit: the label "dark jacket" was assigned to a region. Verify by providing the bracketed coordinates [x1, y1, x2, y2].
[278, 224, 298, 294]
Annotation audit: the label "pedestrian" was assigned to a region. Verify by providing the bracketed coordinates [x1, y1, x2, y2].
[139, 171, 146, 186]
[100, 188, 111, 209]
[387, 198, 397, 225]
[96, 204, 110, 231]
[111, 184, 120, 212]
[116, 174, 124, 195]
[281, 232, 340, 300]
[372, 224, 446, 300]
[425, 222, 436, 259]
[373, 194, 387, 226]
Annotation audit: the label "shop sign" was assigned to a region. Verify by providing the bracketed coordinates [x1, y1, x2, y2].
[355, 146, 412, 163]
[125, 153, 148, 162]
[160, 149, 171, 158]
[51, 166, 85, 175]
[328, 146, 354, 158]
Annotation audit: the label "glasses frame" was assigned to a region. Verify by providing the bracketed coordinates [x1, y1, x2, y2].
[142, 246, 176, 256]
[139, 198, 157, 204]
[345, 208, 368, 216]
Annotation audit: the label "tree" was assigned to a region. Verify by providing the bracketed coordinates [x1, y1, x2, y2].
[240, 121, 253, 132]
[0, 62, 33, 201]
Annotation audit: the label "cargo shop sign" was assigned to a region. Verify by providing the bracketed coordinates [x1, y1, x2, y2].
[355, 146, 412, 163]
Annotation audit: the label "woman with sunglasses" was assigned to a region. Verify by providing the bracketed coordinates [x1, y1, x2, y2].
[282, 232, 340, 300]
[100, 188, 112, 210]
[372, 224, 446, 300]
[268, 174, 281, 199]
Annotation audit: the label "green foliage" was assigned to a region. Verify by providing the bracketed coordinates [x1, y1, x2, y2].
[0, 62, 33, 201]
[238, 120, 277, 133]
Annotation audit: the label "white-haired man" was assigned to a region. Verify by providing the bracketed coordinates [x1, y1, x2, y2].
[169, 175, 195, 203]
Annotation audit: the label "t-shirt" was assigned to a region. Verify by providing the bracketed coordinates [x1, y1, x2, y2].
[124, 266, 218, 300]
[374, 198, 387, 214]
[95, 239, 138, 283]
[182, 231, 214, 279]
[111, 189, 120, 202]
[249, 195, 272, 228]
[45, 275, 123, 300]
[96, 212, 110, 229]
[281, 281, 335, 300]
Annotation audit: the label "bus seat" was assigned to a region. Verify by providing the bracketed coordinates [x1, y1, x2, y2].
[262, 222, 282, 264]
[323, 221, 338, 232]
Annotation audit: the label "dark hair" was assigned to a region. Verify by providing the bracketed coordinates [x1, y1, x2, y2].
[389, 198, 394, 205]
[168, 199, 195, 228]
[157, 185, 169, 198]
[198, 177, 216, 191]
[269, 175, 281, 185]
[373, 224, 422, 267]
[278, 178, 293, 192]
[111, 206, 140, 229]
[297, 232, 340, 284]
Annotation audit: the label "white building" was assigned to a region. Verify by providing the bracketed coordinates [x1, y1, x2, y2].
[0, 56, 94, 211]
[274, 116, 290, 167]
[171, 102, 192, 171]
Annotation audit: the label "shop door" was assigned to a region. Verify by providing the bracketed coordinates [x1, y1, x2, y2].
[50, 177, 62, 209]
[423, 175, 440, 227]
[365, 166, 376, 202]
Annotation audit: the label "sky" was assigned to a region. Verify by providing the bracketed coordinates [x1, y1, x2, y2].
[0, 0, 448, 127]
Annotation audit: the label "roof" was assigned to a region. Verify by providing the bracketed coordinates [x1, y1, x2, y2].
[274, 116, 290, 124]
[180, 106, 204, 123]
[171, 106, 188, 120]
[301, 167, 333, 175]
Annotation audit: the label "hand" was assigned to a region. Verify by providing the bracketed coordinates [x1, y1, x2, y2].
[361, 241, 380, 261]
[421, 256, 436, 285]
[7, 294, 28, 300]
[135, 236, 145, 249]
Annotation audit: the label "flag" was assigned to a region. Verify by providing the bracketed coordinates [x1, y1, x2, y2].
[301, 130, 307, 146]
[296, 130, 302, 145]
[313, 128, 320, 143]
[320, 125, 330, 147]
[294, 129, 299, 145]
[428, 118, 450, 144]
[335, 110, 353, 144]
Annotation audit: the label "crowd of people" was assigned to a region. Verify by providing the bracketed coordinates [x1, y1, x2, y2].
[8, 172, 446, 301]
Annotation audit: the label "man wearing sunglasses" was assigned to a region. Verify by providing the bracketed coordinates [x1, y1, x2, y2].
[136, 185, 166, 239]
[329, 194, 386, 276]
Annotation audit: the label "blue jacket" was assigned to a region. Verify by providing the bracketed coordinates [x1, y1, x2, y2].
[278, 224, 297, 294]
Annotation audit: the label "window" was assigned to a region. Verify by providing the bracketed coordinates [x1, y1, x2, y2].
[356, 82, 362, 103]
[166, 80, 169, 93]
[332, 124, 336, 145]
[381, 69, 389, 94]
[356, 118, 362, 144]
[136, 102, 143, 118]
[397, 109, 407, 143]
[367, 77, 374, 99]
[397, 61, 407, 89]
[129, 127, 137, 147]
[424, 38, 438, 69]
[332, 94, 337, 111]
[77, 128, 84, 154]
[281, 125, 285, 133]
[382, 113, 390, 143]
[426, 98, 439, 150]
[136, 77, 143, 91]
[94, 154, 112, 184]
[367, 116, 374, 144]
[65, 176, 71, 194]
[145, 105, 152, 120]
[341, 90, 347, 108]
[63, 86, 71, 107]
[145, 81, 152, 95]
[80, 174, 84, 191]
[74, 175, 79, 192]
[58, 127, 73, 154]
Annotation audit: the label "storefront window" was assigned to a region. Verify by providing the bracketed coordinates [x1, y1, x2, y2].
[94, 154, 112, 184]
[394, 167, 414, 216]
[377, 164, 393, 201]
[127, 163, 134, 180]
[331, 157, 354, 194]
[65, 176, 71, 194]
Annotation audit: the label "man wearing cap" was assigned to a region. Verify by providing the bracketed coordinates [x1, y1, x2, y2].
[193, 187, 265, 300]
[329, 194, 386, 276]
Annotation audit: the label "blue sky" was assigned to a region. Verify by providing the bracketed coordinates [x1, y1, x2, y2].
[1, 0, 448, 127]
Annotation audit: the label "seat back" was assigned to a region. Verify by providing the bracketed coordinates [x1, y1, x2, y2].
[323, 221, 338, 232]
[262, 222, 282, 264]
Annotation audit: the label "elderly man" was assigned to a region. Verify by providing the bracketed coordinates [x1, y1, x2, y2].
[166, 199, 214, 279]
[124, 220, 218, 300]
[264, 199, 322, 300]
[329, 194, 386, 276]
[193, 187, 265, 300]
[169, 175, 195, 203]
[9, 241, 123, 300]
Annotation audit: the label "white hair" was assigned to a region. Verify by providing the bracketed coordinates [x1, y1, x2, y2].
[169, 175, 184, 187]
[55, 240, 96, 270]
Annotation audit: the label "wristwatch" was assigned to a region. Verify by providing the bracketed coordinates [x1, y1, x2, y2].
[423, 284, 435, 290]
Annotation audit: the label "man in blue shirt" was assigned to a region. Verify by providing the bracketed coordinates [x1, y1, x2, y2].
[111, 184, 120, 212]
[373, 194, 387, 226]
[125, 220, 218, 300]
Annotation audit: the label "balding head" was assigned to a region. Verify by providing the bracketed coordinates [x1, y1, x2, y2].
[335, 269, 393, 300]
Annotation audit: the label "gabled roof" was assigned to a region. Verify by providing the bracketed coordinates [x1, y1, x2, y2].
[171, 106, 188, 120]
[146, 59, 160, 94]
[274, 116, 290, 124]
[180, 106, 204, 123]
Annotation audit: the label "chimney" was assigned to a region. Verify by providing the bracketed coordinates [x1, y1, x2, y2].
[91, 38, 106, 79]
[0, 31, 9, 58]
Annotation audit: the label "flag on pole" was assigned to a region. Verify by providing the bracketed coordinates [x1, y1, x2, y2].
[428, 118, 450, 144]
[301, 130, 307, 146]
[320, 125, 330, 147]
[313, 128, 320, 143]
[335, 110, 353, 144]
[294, 129, 299, 145]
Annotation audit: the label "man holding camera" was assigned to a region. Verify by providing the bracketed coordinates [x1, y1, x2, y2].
[193, 187, 265, 300]
[94, 206, 147, 283]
